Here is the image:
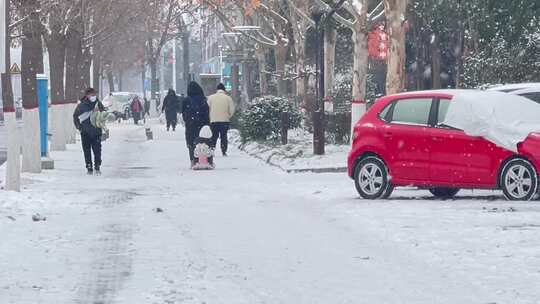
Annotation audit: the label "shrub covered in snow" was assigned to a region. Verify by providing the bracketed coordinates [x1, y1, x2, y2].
[238, 96, 302, 142]
[463, 31, 540, 88]
[325, 112, 351, 144]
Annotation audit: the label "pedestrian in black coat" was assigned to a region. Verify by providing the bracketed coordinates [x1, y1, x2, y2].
[162, 89, 180, 131]
[73, 88, 105, 174]
[143, 98, 151, 118]
[180, 81, 209, 164]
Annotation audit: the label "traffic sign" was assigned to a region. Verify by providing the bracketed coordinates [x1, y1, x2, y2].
[10, 63, 21, 74]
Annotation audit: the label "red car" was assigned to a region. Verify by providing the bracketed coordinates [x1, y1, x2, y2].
[348, 90, 540, 201]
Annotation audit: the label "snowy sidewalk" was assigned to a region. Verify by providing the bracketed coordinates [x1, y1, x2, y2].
[1, 121, 540, 303]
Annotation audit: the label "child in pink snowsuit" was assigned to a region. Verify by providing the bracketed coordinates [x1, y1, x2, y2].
[192, 125, 215, 170]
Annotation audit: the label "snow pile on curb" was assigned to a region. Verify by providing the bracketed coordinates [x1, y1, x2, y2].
[230, 129, 348, 173]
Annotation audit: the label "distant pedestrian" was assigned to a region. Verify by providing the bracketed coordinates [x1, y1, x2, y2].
[180, 81, 209, 166]
[208, 83, 235, 156]
[143, 98, 151, 118]
[162, 89, 180, 131]
[131, 96, 143, 125]
[73, 88, 105, 175]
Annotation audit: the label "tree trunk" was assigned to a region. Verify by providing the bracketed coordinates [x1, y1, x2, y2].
[47, 42, 66, 103]
[255, 47, 268, 96]
[324, 27, 337, 100]
[47, 37, 67, 151]
[289, 0, 309, 109]
[231, 63, 240, 105]
[78, 48, 92, 92]
[182, 31, 190, 90]
[150, 58, 158, 100]
[295, 41, 307, 109]
[118, 69, 124, 91]
[431, 34, 441, 89]
[141, 67, 146, 99]
[275, 45, 287, 97]
[65, 24, 83, 145]
[455, 2, 465, 88]
[93, 55, 101, 94]
[65, 27, 83, 103]
[384, 0, 408, 94]
[107, 69, 115, 93]
[350, 0, 370, 142]
[2, 0, 21, 191]
[20, 0, 43, 173]
[241, 61, 251, 106]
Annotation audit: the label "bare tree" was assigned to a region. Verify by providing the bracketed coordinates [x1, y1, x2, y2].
[140, 0, 198, 100]
[384, 0, 407, 94]
[12, 0, 44, 172]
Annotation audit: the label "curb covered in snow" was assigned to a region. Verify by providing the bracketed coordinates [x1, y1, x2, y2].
[230, 130, 348, 174]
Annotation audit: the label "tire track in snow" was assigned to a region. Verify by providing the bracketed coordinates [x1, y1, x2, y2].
[74, 127, 146, 303]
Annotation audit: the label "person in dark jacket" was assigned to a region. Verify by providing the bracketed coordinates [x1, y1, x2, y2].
[73, 88, 105, 175]
[131, 96, 143, 125]
[143, 98, 151, 118]
[180, 81, 209, 165]
[162, 89, 180, 131]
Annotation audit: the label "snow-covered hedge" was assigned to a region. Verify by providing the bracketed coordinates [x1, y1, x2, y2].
[463, 31, 540, 88]
[238, 96, 302, 143]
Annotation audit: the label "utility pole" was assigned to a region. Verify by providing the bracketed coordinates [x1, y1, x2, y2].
[312, 10, 325, 155]
[1, 0, 21, 191]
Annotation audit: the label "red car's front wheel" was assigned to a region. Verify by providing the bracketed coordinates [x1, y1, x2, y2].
[354, 157, 394, 200]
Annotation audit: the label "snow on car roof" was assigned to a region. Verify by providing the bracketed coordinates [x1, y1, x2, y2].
[112, 92, 138, 96]
[384, 89, 476, 99]
[507, 86, 540, 95]
[487, 83, 540, 92]
[443, 91, 540, 152]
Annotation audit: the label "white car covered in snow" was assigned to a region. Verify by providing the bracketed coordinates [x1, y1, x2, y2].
[488, 83, 540, 103]
[102, 92, 140, 120]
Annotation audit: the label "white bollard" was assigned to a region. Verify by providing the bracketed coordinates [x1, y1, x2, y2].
[21, 107, 42, 173]
[5, 112, 21, 191]
[350, 99, 366, 144]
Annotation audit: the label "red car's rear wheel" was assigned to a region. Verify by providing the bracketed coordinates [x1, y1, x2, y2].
[500, 158, 538, 201]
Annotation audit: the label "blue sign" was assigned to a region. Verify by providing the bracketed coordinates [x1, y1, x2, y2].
[37, 75, 48, 157]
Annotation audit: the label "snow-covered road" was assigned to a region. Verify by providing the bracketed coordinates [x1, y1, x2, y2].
[1, 122, 539, 303]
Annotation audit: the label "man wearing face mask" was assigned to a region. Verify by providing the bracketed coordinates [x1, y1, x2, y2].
[73, 88, 105, 175]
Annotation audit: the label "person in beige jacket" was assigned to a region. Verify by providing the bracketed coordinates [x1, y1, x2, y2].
[207, 83, 235, 156]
